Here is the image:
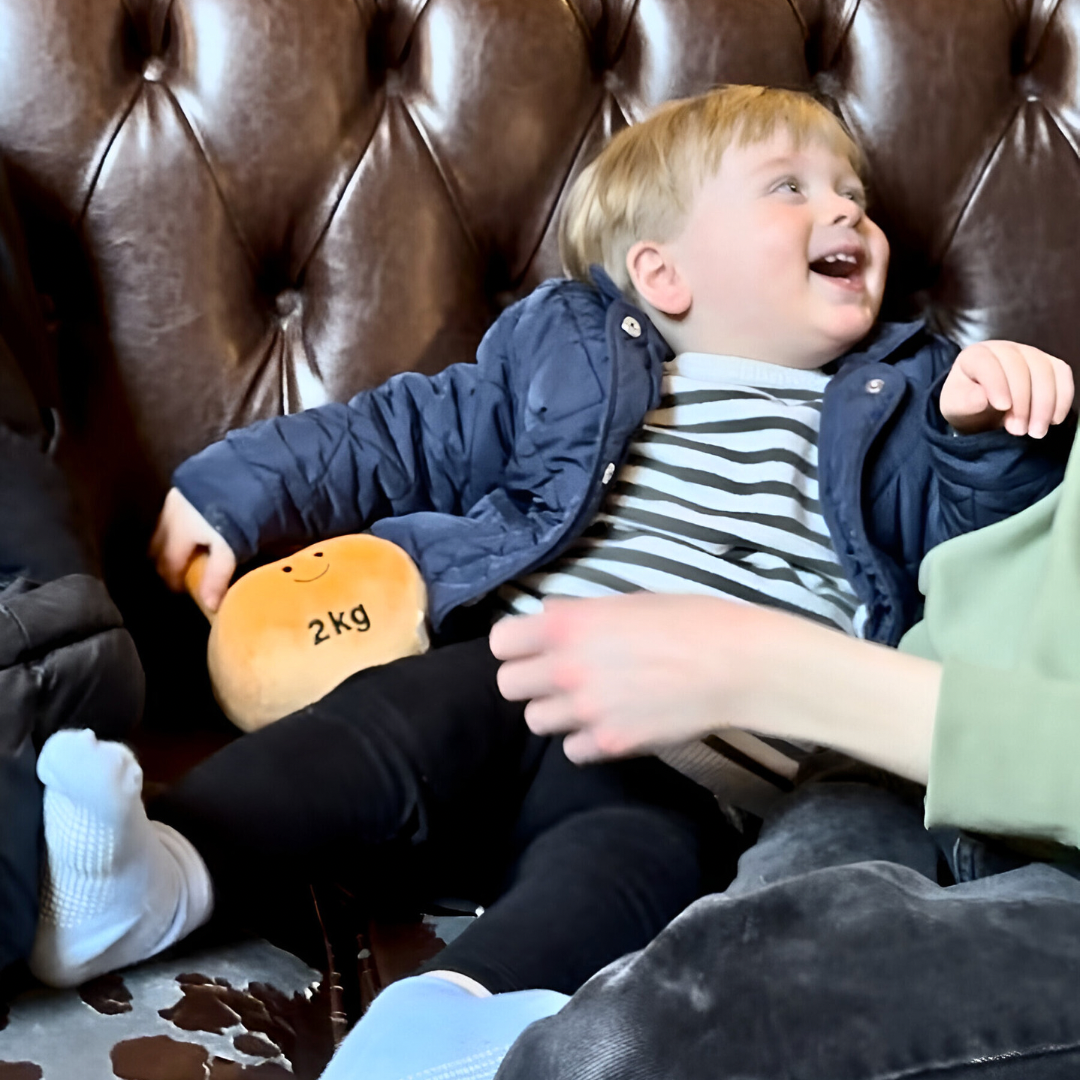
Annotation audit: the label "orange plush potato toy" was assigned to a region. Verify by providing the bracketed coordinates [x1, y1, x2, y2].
[185, 534, 429, 732]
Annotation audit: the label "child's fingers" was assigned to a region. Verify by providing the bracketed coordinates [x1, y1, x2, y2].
[199, 545, 236, 613]
[993, 343, 1033, 435]
[958, 344, 1012, 413]
[153, 532, 196, 592]
[940, 375, 991, 424]
[148, 489, 193, 587]
[1023, 347, 1058, 438]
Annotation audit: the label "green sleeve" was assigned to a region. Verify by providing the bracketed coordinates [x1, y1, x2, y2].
[899, 437, 1080, 850]
[925, 659, 1080, 849]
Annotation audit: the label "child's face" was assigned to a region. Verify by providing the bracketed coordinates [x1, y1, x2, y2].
[667, 130, 889, 367]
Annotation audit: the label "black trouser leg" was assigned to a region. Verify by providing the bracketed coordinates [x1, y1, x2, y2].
[152, 637, 734, 993]
[0, 733, 41, 977]
[425, 733, 735, 994]
[151, 639, 531, 890]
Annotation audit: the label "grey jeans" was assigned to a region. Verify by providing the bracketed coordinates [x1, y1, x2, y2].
[496, 779, 1080, 1079]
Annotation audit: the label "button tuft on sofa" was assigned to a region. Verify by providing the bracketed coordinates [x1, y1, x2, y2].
[141, 57, 167, 83]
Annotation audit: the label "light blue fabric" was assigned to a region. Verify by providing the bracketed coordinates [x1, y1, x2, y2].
[319, 974, 568, 1080]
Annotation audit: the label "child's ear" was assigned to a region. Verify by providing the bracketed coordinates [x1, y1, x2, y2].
[626, 241, 691, 317]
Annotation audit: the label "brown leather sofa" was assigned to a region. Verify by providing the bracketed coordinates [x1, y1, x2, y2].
[1, 0, 1079, 1063]
[2, 0, 1080, 730]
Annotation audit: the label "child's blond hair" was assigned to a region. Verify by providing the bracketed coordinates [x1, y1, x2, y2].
[559, 85, 866, 297]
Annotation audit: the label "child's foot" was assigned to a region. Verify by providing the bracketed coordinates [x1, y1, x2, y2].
[320, 972, 569, 1080]
[29, 729, 214, 988]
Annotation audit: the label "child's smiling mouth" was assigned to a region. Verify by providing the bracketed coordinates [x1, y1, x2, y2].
[809, 248, 867, 292]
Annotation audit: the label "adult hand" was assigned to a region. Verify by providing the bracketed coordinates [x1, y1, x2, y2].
[490, 593, 941, 782]
[491, 594, 774, 763]
[148, 487, 237, 613]
[940, 340, 1074, 438]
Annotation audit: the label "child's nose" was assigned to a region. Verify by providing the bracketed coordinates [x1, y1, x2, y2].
[826, 193, 863, 226]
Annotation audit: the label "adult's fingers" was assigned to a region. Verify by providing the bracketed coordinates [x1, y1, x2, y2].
[495, 651, 564, 704]
[489, 611, 550, 661]
[523, 693, 584, 737]
[560, 728, 605, 765]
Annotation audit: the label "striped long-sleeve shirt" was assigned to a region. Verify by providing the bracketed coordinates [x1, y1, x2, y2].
[498, 351, 865, 816]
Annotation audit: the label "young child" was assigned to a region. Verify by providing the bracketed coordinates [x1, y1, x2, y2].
[29, 86, 1071, 1079]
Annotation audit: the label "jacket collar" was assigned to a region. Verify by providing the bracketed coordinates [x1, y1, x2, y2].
[589, 265, 674, 372]
[589, 264, 625, 305]
[826, 319, 926, 372]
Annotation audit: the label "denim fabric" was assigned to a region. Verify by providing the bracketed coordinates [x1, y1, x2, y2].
[496, 782, 1080, 1079]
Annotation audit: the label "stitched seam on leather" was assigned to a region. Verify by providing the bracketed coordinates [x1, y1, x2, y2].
[559, 0, 593, 45]
[783, 0, 809, 40]
[399, 96, 481, 259]
[513, 90, 608, 288]
[824, 0, 863, 69]
[608, 0, 641, 69]
[160, 81, 261, 274]
[1037, 99, 1080, 164]
[1026, 0, 1064, 68]
[297, 91, 388, 278]
[933, 101, 1023, 268]
[76, 82, 144, 227]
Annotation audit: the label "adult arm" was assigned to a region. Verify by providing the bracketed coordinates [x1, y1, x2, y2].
[491, 595, 1080, 849]
[490, 594, 941, 784]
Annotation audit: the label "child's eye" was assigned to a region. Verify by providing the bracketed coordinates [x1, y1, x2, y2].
[843, 188, 867, 207]
[774, 178, 801, 195]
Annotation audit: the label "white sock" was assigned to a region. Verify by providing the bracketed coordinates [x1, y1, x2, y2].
[29, 729, 214, 988]
[319, 972, 569, 1080]
[423, 969, 492, 997]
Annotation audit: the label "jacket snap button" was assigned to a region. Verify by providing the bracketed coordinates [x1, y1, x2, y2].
[621, 316, 641, 338]
[865, 377, 885, 394]
[602, 462, 616, 484]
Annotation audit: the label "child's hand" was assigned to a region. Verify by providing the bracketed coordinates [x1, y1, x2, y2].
[149, 487, 237, 613]
[939, 340, 1074, 438]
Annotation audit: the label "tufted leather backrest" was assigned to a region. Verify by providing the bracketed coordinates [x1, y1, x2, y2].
[1, 0, 1078, 723]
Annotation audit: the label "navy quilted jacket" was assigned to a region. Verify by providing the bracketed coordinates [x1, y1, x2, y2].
[175, 270, 1069, 645]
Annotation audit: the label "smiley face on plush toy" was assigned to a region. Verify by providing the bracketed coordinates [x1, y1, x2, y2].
[281, 550, 330, 583]
[195, 535, 429, 732]
[275, 548, 374, 642]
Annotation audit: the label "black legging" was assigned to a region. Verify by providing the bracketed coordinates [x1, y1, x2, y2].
[151, 637, 738, 994]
